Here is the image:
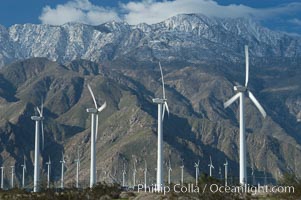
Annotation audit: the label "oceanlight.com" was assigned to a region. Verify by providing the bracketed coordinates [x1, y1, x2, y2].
[137, 184, 295, 195]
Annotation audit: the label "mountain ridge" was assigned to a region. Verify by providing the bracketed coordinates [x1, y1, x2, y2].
[0, 13, 301, 67]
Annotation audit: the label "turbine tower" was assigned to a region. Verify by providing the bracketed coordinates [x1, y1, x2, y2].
[21, 157, 26, 188]
[86, 84, 107, 188]
[0, 166, 4, 189]
[180, 163, 184, 185]
[224, 45, 266, 185]
[152, 62, 169, 191]
[194, 160, 200, 185]
[167, 159, 172, 185]
[224, 159, 228, 186]
[74, 148, 80, 188]
[144, 160, 147, 188]
[208, 156, 214, 177]
[251, 166, 256, 185]
[60, 153, 65, 189]
[46, 156, 51, 189]
[10, 166, 14, 188]
[31, 101, 45, 192]
[122, 163, 126, 187]
[132, 159, 137, 187]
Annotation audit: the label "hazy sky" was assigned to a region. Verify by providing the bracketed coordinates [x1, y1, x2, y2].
[1, 0, 300, 34]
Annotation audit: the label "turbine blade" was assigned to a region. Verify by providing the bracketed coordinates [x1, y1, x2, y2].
[165, 102, 169, 116]
[245, 45, 249, 87]
[248, 91, 267, 118]
[41, 97, 44, 117]
[159, 62, 166, 99]
[98, 101, 107, 112]
[162, 102, 170, 121]
[210, 156, 212, 165]
[224, 93, 240, 108]
[87, 84, 98, 109]
[95, 114, 99, 141]
[36, 107, 41, 116]
[162, 104, 165, 120]
[41, 121, 45, 150]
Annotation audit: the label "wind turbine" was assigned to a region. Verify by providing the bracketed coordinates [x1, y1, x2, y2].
[224, 159, 228, 186]
[224, 45, 266, 185]
[194, 160, 200, 185]
[46, 156, 51, 189]
[21, 157, 26, 188]
[144, 160, 147, 188]
[251, 166, 256, 185]
[219, 167, 222, 180]
[152, 62, 169, 191]
[167, 159, 172, 185]
[60, 152, 65, 189]
[208, 156, 214, 177]
[10, 166, 14, 188]
[180, 162, 184, 185]
[31, 101, 45, 192]
[133, 159, 137, 187]
[122, 163, 126, 187]
[86, 84, 107, 188]
[0, 166, 3, 189]
[74, 148, 80, 188]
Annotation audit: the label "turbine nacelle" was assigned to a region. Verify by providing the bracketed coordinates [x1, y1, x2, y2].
[86, 108, 98, 113]
[152, 98, 166, 104]
[234, 85, 247, 93]
[31, 116, 44, 121]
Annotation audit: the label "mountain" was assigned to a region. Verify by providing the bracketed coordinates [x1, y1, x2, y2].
[0, 14, 300, 187]
[0, 14, 301, 67]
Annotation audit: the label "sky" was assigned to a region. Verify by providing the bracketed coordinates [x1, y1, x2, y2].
[0, 0, 300, 34]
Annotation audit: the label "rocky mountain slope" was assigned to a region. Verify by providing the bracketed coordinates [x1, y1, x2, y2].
[0, 14, 301, 67]
[0, 14, 300, 188]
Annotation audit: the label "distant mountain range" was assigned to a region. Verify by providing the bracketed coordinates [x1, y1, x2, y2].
[0, 14, 300, 187]
[1, 14, 301, 67]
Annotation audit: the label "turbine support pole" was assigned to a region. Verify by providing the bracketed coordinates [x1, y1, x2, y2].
[47, 163, 50, 188]
[76, 161, 79, 188]
[156, 103, 163, 191]
[239, 92, 247, 185]
[22, 166, 25, 188]
[0, 167, 3, 189]
[90, 113, 97, 188]
[33, 120, 40, 192]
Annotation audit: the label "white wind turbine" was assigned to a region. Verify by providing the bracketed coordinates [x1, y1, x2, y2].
[21, 156, 26, 188]
[251, 166, 256, 185]
[144, 160, 147, 188]
[86, 84, 107, 188]
[132, 159, 137, 187]
[0, 166, 3, 189]
[31, 101, 45, 192]
[46, 156, 51, 189]
[60, 152, 65, 189]
[224, 45, 266, 185]
[208, 156, 214, 177]
[224, 159, 228, 186]
[122, 163, 126, 187]
[152, 62, 169, 191]
[219, 167, 222, 180]
[74, 148, 80, 188]
[10, 166, 14, 188]
[167, 159, 172, 185]
[194, 160, 200, 185]
[180, 161, 184, 186]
